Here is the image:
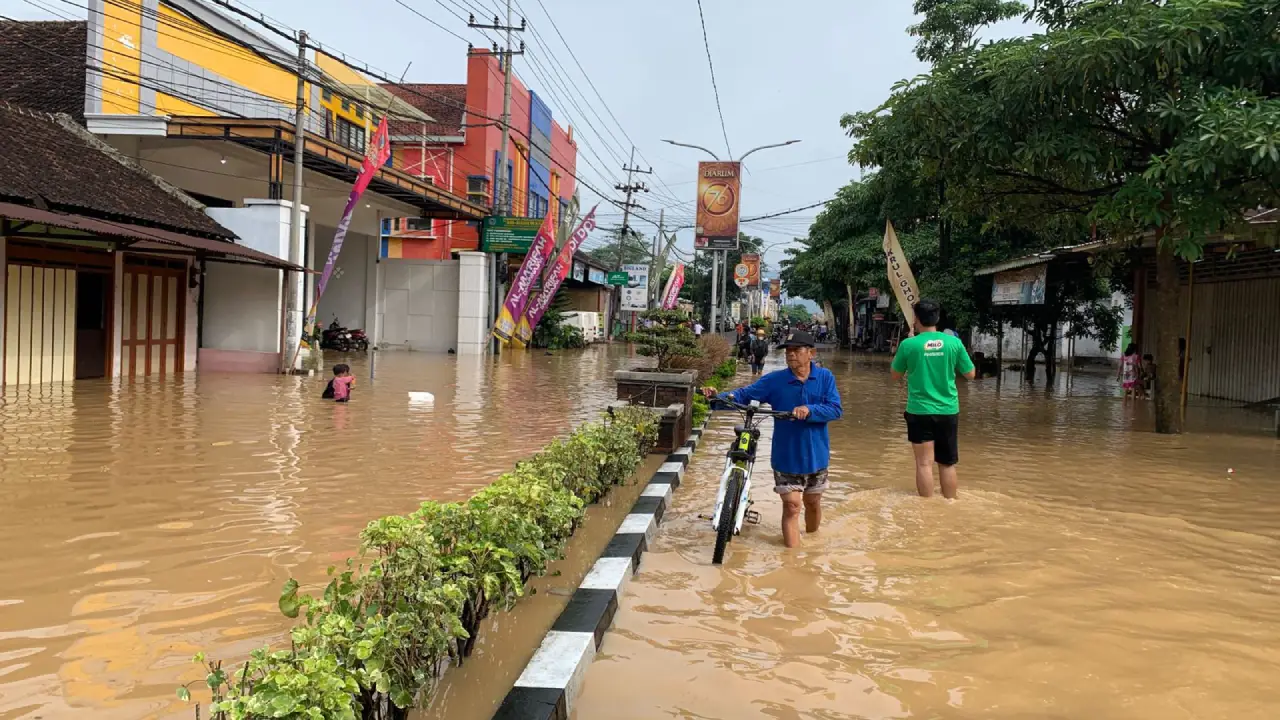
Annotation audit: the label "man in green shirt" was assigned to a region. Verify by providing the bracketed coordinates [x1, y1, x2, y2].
[890, 299, 976, 499]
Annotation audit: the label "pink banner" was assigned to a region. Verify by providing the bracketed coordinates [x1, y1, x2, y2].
[493, 212, 556, 343]
[515, 206, 599, 345]
[661, 263, 685, 309]
[300, 117, 390, 351]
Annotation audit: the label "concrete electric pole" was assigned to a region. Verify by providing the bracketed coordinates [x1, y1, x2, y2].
[469, 5, 524, 355]
[611, 146, 651, 337]
[281, 29, 308, 374]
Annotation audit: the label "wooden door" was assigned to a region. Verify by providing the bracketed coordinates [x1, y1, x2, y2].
[121, 264, 185, 377]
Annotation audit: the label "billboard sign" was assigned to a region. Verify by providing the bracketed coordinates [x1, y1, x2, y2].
[769, 278, 781, 299]
[695, 161, 741, 246]
[588, 267, 607, 285]
[481, 216, 543, 253]
[620, 263, 650, 311]
[992, 264, 1047, 305]
[572, 261, 586, 282]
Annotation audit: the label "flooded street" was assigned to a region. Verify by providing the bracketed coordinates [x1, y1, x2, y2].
[0, 347, 631, 719]
[576, 351, 1280, 720]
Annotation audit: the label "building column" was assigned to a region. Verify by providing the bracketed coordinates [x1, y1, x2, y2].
[111, 251, 124, 378]
[0, 237, 6, 383]
[457, 251, 491, 355]
[365, 232, 380, 347]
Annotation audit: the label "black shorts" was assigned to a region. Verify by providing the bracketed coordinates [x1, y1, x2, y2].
[904, 413, 960, 465]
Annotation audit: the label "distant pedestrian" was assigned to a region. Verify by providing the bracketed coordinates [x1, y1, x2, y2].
[750, 328, 770, 375]
[694, 321, 704, 338]
[890, 299, 975, 499]
[1119, 344, 1141, 400]
[1141, 354, 1156, 399]
[323, 363, 355, 403]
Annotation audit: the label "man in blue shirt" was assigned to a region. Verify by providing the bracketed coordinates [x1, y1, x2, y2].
[701, 330, 843, 548]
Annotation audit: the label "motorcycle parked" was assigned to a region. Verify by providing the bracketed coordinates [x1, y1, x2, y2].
[320, 319, 369, 352]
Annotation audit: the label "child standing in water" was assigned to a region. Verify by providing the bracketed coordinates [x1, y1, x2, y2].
[1141, 354, 1156, 399]
[1118, 344, 1141, 399]
[323, 363, 355, 402]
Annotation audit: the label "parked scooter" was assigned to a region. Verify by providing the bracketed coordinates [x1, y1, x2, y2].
[321, 318, 369, 352]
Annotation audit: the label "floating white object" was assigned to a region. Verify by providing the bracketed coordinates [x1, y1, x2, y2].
[408, 392, 435, 405]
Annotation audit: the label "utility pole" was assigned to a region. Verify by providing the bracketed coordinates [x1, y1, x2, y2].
[611, 146, 651, 337]
[281, 29, 308, 374]
[469, 6, 524, 355]
[650, 209, 663, 309]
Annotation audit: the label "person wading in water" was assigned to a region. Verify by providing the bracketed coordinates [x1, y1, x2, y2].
[702, 330, 843, 548]
[891, 299, 975, 499]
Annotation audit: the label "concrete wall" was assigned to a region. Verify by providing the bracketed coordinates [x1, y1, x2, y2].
[202, 262, 281, 353]
[378, 259, 460, 352]
[313, 226, 371, 332]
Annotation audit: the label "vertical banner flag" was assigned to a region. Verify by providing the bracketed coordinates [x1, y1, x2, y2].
[740, 253, 761, 287]
[493, 212, 556, 343]
[301, 116, 391, 352]
[882, 219, 921, 333]
[514, 205, 599, 345]
[695, 161, 742, 248]
[660, 263, 685, 309]
[769, 278, 781, 299]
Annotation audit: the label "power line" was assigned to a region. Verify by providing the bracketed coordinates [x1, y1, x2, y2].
[391, 0, 473, 44]
[695, 0, 732, 158]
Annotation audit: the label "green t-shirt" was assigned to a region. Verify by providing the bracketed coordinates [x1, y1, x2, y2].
[891, 331, 974, 415]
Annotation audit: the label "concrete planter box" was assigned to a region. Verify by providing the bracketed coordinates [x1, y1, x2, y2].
[615, 369, 697, 452]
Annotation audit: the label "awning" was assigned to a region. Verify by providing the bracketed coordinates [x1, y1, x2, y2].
[0, 202, 303, 270]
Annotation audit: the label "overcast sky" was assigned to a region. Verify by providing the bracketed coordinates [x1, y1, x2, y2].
[2, 0, 968, 274]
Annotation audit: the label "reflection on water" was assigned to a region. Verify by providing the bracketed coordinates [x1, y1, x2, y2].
[575, 351, 1280, 720]
[0, 346, 635, 718]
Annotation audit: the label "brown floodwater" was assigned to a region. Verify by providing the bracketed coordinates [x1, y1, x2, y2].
[575, 351, 1280, 720]
[0, 346, 637, 719]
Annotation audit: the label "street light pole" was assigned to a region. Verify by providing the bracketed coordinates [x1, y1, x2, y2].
[662, 138, 801, 335]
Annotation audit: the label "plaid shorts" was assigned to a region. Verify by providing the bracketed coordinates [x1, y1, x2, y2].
[774, 468, 829, 495]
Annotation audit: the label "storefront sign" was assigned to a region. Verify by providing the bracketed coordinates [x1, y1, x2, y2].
[572, 261, 586, 282]
[480, 216, 543, 253]
[695, 161, 742, 247]
[992, 264, 1047, 305]
[588, 267, 607, 285]
[606, 271, 629, 286]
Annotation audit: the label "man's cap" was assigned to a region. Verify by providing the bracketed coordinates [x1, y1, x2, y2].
[756, 328, 766, 335]
[777, 330, 816, 348]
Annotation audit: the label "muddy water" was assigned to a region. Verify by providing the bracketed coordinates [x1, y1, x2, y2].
[575, 351, 1280, 720]
[0, 346, 635, 719]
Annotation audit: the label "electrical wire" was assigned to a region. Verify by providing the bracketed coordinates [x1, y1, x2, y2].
[695, 0, 732, 158]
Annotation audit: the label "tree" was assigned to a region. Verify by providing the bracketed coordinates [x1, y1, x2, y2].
[583, 228, 651, 269]
[778, 304, 813, 325]
[847, 0, 1280, 433]
[625, 310, 701, 371]
[530, 288, 585, 350]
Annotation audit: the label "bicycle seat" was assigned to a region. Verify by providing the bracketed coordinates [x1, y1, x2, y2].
[732, 425, 761, 438]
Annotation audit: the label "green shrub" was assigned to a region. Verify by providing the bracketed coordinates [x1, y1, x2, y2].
[185, 406, 658, 719]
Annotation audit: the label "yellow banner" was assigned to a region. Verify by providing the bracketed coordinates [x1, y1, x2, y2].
[882, 219, 920, 332]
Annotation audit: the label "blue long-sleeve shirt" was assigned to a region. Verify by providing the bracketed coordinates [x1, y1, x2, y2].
[717, 362, 842, 475]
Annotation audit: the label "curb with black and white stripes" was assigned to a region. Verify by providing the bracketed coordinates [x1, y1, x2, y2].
[492, 422, 707, 720]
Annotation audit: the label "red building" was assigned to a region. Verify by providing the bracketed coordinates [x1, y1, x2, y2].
[382, 52, 578, 260]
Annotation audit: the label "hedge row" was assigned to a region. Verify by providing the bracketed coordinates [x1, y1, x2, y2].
[183, 406, 659, 720]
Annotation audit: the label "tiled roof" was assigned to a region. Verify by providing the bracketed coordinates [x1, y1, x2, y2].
[0, 20, 87, 119]
[382, 83, 467, 139]
[0, 103, 234, 239]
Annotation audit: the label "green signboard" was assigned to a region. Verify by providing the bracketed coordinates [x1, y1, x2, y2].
[481, 216, 543, 253]
[606, 271, 630, 286]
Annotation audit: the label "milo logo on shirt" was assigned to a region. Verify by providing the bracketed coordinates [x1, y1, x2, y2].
[924, 338, 944, 357]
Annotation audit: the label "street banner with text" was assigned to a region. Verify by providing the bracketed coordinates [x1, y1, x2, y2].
[695, 161, 742, 245]
[300, 117, 390, 360]
[769, 277, 781, 299]
[515, 206, 599, 345]
[882, 219, 920, 333]
[494, 212, 556, 344]
[741, 253, 761, 286]
[660, 263, 685, 309]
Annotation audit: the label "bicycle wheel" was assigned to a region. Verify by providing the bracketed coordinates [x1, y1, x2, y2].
[713, 470, 743, 565]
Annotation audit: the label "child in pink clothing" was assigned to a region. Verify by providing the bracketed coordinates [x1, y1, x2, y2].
[1118, 344, 1140, 400]
[323, 364, 355, 402]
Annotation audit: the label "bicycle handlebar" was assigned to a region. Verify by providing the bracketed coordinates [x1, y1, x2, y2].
[715, 397, 795, 421]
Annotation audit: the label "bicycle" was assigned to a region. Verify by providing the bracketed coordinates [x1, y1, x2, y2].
[708, 398, 794, 564]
